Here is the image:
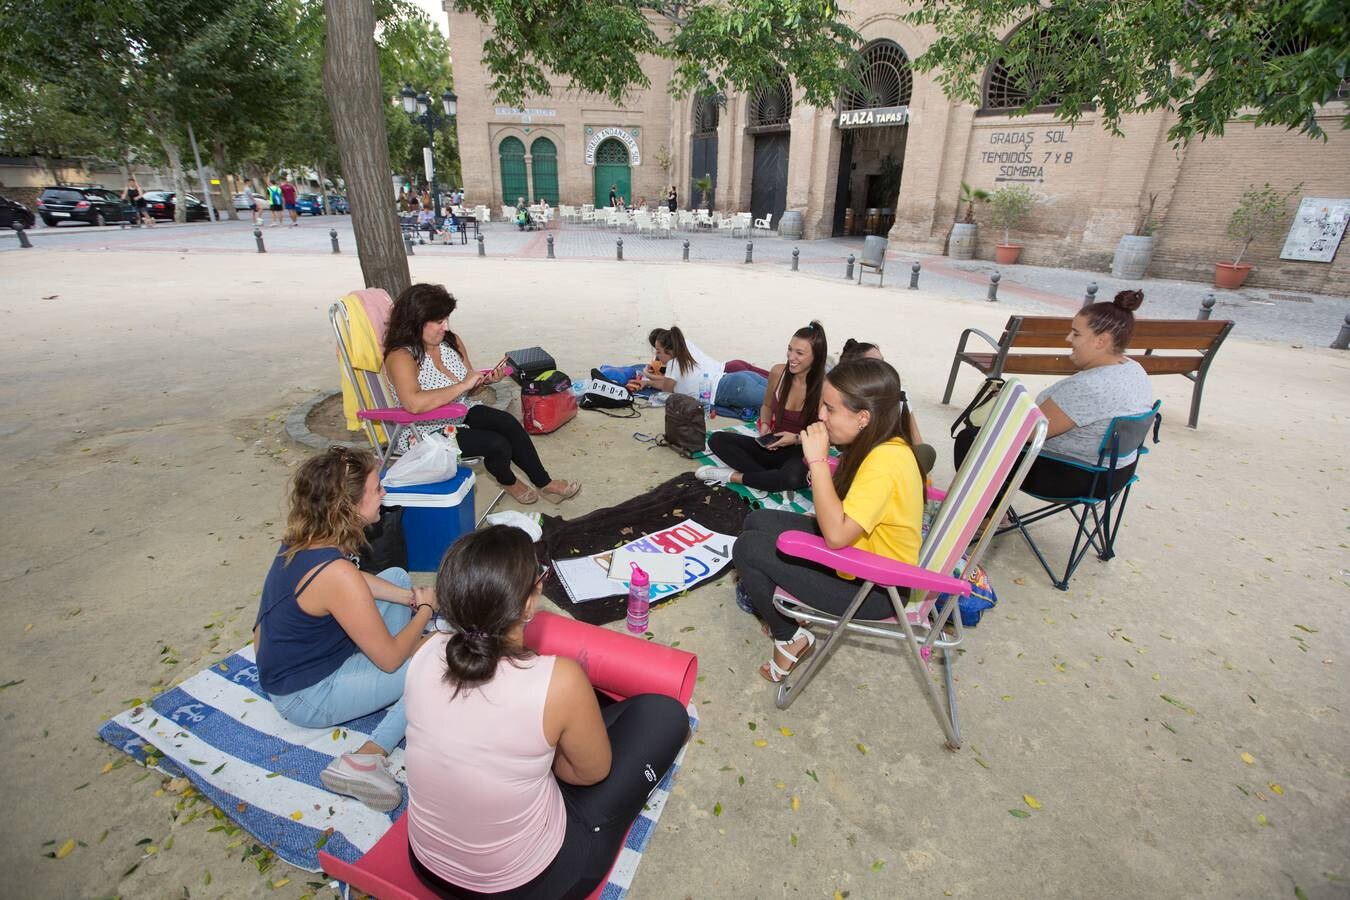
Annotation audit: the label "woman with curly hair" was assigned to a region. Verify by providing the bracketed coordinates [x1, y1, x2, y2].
[253, 446, 434, 811]
[384, 283, 580, 505]
[404, 526, 689, 898]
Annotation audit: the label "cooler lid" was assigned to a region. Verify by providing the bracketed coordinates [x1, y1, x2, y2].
[382, 466, 475, 507]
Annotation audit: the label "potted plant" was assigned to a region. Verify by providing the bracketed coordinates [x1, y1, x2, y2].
[1216, 182, 1302, 289]
[948, 180, 989, 260]
[989, 183, 1037, 264]
[693, 173, 713, 210]
[1112, 193, 1158, 279]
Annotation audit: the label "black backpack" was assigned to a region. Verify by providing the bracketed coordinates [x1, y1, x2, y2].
[663, 394, 706, 457]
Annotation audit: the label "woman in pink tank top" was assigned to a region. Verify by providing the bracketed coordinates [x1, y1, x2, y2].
[404, 526, 689, 899]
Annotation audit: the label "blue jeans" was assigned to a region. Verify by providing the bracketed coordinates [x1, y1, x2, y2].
[269, 567, 413, 753]
[715, 370, 768, 410]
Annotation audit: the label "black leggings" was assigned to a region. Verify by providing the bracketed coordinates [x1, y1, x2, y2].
[732, 509, 905, 641]
[952, 426, 1136, 504]
[458, 405, 551, 488]
[706, 432, 809, 493]
[409, 693, 690, 900]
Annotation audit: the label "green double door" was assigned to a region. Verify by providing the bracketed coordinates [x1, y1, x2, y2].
[593, 139, 631, 207]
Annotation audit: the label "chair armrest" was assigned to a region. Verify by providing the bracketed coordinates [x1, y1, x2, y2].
[954, 327, 1002, 357]
[775, 531, 970, 595]
[357, 402, 468, 425]
[925, 485, 947, 503]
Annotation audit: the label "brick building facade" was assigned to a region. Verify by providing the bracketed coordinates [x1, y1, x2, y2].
[445, 5, 1349, 293]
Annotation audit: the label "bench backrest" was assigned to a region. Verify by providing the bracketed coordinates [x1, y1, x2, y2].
[1003, 316, 1233, 352]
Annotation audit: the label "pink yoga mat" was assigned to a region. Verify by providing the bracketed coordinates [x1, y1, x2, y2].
[524, 611, 698, 706]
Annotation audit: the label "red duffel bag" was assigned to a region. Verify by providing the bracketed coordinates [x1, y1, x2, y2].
[521, 371, 578, 434]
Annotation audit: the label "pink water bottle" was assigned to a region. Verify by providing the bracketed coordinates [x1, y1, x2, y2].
[625, 562, 650, 634]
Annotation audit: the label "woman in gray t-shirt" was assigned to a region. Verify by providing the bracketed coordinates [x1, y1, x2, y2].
[954, 291, 1154, 499]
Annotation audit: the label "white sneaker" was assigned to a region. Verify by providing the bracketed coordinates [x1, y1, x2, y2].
[695, 465, 733, 486]
[320, 752, 403, 811]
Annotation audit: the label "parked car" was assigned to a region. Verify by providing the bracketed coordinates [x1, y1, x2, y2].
[232, 192, 263, 212]
[35, 186, 134, 227]
[295, 193, 325, 216]
[0, 195, 36, 229]
[142, 191, 210, 221]
[326, 194, 349, 214]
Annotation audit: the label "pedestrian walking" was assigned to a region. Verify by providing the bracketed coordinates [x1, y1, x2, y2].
[667, 184, 678, 213]
[281, 178, 299, 227]
[268, 180, 283, 227]
[122, 176, 153, 227]
[243, 182, 261, 226]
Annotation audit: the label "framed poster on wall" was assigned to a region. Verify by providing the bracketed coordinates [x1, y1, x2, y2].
[1279, 197, 1349, 262]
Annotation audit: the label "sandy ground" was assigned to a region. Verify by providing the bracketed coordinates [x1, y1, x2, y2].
[1, 250, 1347, 900]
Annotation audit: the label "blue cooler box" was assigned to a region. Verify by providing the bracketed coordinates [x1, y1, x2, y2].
[382, 467, 476, 572]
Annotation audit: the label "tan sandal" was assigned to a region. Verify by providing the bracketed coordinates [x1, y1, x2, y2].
[541, 480, 581, 504]
[759, 627, 816, 683]
[506, 484, 539, 504]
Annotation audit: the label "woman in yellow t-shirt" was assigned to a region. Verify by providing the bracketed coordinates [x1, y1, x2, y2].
[731, 358, 928, 682]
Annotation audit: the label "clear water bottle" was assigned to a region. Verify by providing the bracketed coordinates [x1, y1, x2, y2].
[625, 562, 650, 634]
[571, 376, 585, 401]
[699, 373, 712, 414]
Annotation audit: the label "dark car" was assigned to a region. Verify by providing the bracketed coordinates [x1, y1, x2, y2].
[327, 194, 349, 214]
[142, 191, 210, 222]
[296, 193, 325, 216]
[0, 195, 36, 229]
[35, 186, 134, 227]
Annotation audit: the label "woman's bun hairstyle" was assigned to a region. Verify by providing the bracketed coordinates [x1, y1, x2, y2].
[1082, 290, 1144, 354]
[1113, 289, 1145, 312]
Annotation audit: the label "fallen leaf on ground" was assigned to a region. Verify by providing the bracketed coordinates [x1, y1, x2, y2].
[856, 743, 867, 754]
[55, 839, 76, 859]
[1008, 809, 1030, 818]
[1269, 783, 1284, 795]
[1023, 794, 1041, 809]
[712, 802, 722, 817]
[1255, 814, 1270, 827]
[774, 781, 786, 789]
[1241, 752, 1255, 765]
[752, 739, 768, 748]
[779, 727, 794, 737]
[290, 811, 304, 821]
[790, 796, 800, 811]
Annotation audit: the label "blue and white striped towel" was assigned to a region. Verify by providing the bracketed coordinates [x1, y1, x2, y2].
[98, 644, 698, 896]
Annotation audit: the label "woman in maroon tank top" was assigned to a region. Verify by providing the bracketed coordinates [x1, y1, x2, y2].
[700, 321, 828, 495]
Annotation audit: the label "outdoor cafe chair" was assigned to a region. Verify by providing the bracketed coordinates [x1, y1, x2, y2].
[330, 297, 506, 519]
[999, 401, 1162, 590]
[769, 379, 1047, 748]
[858, 234, 887, 287]
[752, 211, 775, 235]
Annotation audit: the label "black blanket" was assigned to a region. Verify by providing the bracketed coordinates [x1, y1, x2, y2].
[536, 474, 750, 625]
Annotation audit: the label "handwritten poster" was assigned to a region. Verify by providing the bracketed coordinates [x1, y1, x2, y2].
[1280, 197, 1349, 263]
[553, 519, 735, 604]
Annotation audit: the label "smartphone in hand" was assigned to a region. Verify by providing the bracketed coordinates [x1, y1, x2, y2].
[757, 433, 779, 447]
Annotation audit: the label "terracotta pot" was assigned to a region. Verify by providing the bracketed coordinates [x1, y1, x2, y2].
[1214, 262, 1252, 289]
[995, 243, 1022, 265]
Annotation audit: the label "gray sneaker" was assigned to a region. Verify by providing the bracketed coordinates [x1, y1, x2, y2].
[695, 465, 733, 486]
[320, 752, 403, 812]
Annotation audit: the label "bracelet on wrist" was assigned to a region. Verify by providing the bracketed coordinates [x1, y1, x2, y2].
[805, 457, 829, 467]
[415, 603, 434, 615]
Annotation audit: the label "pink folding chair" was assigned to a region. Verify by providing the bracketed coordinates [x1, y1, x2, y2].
[770, 379, 1048, 748]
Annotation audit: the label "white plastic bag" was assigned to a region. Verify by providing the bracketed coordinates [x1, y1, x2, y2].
[483, 510, 544, 541]
[384, 429, 460, 487]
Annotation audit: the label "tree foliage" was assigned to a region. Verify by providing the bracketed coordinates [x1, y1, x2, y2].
[449, 0, 864, 108]
[906, 0, 1350, 144]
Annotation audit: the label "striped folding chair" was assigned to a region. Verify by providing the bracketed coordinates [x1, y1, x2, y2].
[770, 379, 1048, 748]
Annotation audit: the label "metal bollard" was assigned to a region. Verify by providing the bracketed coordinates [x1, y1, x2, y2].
[253, 227, 266, 253]
[682, 239, 690, 261]
[909, 261, 920, 289]
[616, 237, 623, 261]
[791, 248, 799, 271]
[745, 241, 753, 264]
[329, 228, 340, 254]
[404, 233, 415, 256]
[987, 271, 1001, 302]
[546, 234, 554, 258]
[13, 223, 32, 248]
[1198, 293, 1216, 320]
[1083, 281, 1098, 306]
[476, 233, 485, 257]
[1331, 313, 1350, 350]
[845, 254, 855, 280]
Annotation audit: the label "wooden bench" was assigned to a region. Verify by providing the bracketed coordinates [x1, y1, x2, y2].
[942, 315, 1235, 428]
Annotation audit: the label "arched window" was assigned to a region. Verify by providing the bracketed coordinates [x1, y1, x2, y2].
[982, 21, 1097, 111]
[843, 39, 913, 110]
[498, 136, 527, 205]
[692, 93, 720, 136]
[1262, 30, 1350, 100]
[749, 69, 792, 131]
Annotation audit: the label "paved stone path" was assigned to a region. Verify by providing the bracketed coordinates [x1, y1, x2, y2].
[5, 215, 1346, 346]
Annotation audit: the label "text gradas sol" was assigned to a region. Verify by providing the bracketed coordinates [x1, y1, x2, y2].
[981, 129, 1075, 181]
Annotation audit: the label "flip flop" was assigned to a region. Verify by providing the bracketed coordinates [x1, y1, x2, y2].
[541, 480, 582, 504]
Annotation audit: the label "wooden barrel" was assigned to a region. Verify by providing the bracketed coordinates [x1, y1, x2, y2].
[864, 207, 880, 234]
[949, 222, 977, 260]
[1111, 234, 1155, 279]
[843, 208, 855, 235]
[778, 210, 804, 239]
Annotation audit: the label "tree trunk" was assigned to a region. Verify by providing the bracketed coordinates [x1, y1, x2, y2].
[315, 162, 329, 214]
[214, 140, 239, 221]
[323, 0, 409, 298]
[146, 111, 189, 224]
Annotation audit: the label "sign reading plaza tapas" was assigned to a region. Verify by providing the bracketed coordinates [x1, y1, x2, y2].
[837, 106, 910, 128]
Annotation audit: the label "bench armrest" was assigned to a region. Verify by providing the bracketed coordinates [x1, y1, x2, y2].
[775, 531, 971, 596]
[953, 326, 1002, 357]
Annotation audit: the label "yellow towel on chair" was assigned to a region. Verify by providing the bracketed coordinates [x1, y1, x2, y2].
[337, 292, 388, 442]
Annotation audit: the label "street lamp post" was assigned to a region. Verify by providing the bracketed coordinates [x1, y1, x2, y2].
[400, 84, 457, 227]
